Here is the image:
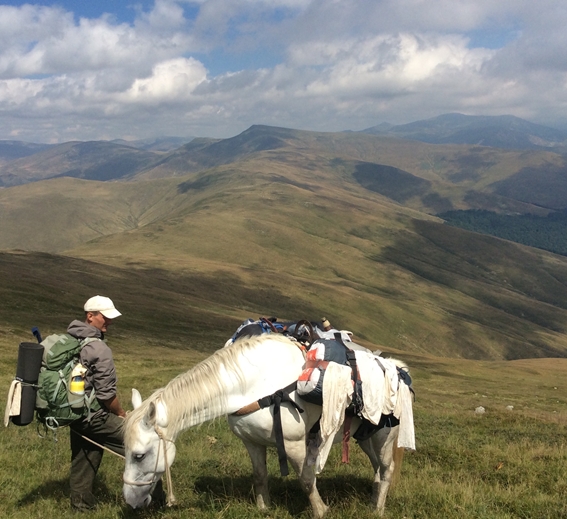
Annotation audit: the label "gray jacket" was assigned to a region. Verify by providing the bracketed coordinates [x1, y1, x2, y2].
[67, 320, 118, 413]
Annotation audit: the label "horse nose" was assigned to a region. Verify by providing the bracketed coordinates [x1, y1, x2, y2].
[125, 495, 152, 509]
[124, 486, 151, 509]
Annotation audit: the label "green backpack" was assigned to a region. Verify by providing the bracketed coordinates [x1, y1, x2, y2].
[35, 334, 100, 430]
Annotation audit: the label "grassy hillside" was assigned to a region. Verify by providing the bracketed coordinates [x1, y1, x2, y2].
[0, 141, 160, 186]
[2, 125, 566, 517]
[2, 162, 567, 359]
[0, 250, 305, 352]
[2, 127, 567, 360]
[0, 177, 194, 251]
[60, 155, 567, 360]
[2, 126, 567, 214]
[132, 126, 567, 214]
[1, 292, 565, 519]
[3, 128, 563, 253]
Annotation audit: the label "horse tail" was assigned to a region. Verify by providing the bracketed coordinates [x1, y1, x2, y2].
[390, 444, 405, 490]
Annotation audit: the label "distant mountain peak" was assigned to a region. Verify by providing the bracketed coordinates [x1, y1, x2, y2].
[360, 113, 567, 150]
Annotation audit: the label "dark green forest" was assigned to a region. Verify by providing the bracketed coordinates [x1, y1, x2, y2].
[438, 209, 567, 256]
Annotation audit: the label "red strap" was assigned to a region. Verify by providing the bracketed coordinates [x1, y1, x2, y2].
[342, 414, 353, 463]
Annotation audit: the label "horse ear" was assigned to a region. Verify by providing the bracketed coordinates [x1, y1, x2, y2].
[142, 401, 157, 429]
[155, 399, 169, 428]
[132, 388, 143, 410]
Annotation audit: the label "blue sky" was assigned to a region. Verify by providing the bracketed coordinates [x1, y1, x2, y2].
[1, 0, 566, 143]
[0, 0, 157, 22]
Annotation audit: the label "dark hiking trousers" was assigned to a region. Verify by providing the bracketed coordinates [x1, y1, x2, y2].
[69, 412, 124, 510]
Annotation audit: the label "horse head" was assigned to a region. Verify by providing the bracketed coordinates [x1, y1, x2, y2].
[123, 388, 176, 509]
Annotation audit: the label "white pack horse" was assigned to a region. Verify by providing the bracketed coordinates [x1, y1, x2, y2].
[123, 334, 409, 517]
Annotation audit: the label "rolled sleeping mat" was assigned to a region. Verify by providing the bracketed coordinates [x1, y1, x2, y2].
[11, 342, 44, 426]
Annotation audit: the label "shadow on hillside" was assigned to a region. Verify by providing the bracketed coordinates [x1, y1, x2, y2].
[379, 218, 567, 360]
[192, 474, 372, 515]
[0, 251, 321, 354]
[16, 478, 68, 506]
[16, 477, 114, 507]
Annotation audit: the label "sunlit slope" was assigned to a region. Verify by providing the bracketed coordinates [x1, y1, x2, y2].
[2, 131, 567, 360]
[136, 125, 567, 213]
[2, 127, 566, 253]
[0, 177, 194, 252]
[66, 160, 567, 361]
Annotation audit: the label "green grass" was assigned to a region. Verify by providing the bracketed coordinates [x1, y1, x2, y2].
[1, 328, 566, 519]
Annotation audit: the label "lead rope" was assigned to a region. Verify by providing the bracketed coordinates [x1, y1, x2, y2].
[71, 428, 126, 460]
[156, 427, 176, 507]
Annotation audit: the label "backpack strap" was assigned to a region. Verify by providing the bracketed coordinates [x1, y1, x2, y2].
[76, 337, 103, 421]
[59, 337, 102, 424]
[79, 337, 100, 348]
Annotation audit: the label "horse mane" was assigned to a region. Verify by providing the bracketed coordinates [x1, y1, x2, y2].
[125, 334, 293, 442]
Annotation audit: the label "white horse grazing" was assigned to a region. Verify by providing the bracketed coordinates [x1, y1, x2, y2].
[123, 334, 410, 517]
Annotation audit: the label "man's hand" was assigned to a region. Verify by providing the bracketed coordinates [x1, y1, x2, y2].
[102, 395, 127, 418]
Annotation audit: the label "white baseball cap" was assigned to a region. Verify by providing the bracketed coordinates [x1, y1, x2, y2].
[84, 295, 122, 319]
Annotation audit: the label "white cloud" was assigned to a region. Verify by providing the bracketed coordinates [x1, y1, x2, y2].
[124, 57, 208, 103]
[1, 0, 567, 142]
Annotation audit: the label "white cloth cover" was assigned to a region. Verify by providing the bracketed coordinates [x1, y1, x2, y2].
[315, 362, 353, 473]
[307, 352, 416, 470]
[355, 352, 387, 423]
[4, 380, 22, 427]
[356, 353, 416, 451]
[394, 378, 416, 450]
[315, 328, 354, 343]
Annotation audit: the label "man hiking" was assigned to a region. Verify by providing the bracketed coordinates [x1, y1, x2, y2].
[66, 295, 127, 510]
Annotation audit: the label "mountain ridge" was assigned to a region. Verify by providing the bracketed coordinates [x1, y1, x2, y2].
[361, 113, 567, 151]
[2, 122, 567, 361]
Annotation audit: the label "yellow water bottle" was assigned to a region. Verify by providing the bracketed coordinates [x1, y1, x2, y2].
[69, 364, 86, 409]
[70, 375, 84, 395]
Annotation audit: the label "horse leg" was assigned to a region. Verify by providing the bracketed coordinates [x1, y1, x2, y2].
[285, 440, 329, 518]
[241, 439, 271, 509]
[358, 425, 399, 516]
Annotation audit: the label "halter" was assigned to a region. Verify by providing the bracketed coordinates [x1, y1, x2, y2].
[123, 425, 177, 507]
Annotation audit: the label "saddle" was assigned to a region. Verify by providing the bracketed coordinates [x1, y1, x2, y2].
[227, 317, 317, 347]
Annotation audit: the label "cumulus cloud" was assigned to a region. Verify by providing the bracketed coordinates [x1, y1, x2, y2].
[0, 0, 567, 142]
[124, 57, 208, 103]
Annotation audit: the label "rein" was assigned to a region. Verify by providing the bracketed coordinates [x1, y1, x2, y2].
[122, 425, 177, 507]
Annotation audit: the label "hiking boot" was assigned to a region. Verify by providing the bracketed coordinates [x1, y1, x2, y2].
[71, 491, 97, 511]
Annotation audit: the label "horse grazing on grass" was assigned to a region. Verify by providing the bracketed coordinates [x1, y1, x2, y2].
[122, 334, 412, 517]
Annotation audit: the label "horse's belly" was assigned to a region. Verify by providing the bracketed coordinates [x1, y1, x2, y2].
[228, 403, 317, 446]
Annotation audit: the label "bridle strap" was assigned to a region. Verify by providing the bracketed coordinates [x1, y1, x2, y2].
[123, 426, 177, 507]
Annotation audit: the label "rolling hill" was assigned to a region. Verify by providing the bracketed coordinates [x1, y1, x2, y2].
[2, 124, 567, 361]
[3, 120, 567, 214]
[110, 136, 194, 152]
[0, 140, 53, 164]
[0, 141, 161, 186]
[1, 119, 566, 519]
[138, 125, 567, 214]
